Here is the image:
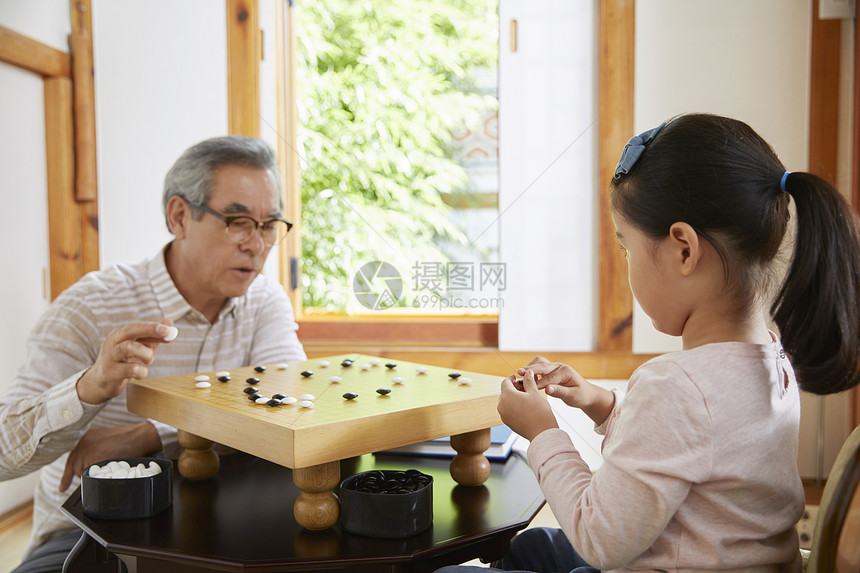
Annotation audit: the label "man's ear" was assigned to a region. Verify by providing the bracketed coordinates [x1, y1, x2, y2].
[166, 196, 190, 239]
[668, 222, 701, 277]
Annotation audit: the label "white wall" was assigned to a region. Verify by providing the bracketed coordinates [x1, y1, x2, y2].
[0, 1, 69, 51]
[633, 0, 812, 354]
[497, 1, 831, 356]
[634, 0, 855, 479]
[498, 0, 598, 352]
[92, 0, 284, 277]
[0, 0, 68, 520]
[0, 0, 232, 519]
[92, 0, 228, 267]
[258, 0, 281, 278]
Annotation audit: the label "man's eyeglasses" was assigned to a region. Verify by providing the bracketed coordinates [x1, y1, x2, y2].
[189, 201, 293, 246]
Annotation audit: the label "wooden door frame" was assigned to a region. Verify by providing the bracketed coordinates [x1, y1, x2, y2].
[227, 0, 261, 138]
[0, 3, 99, 299]
[852, 9, 860, 429]
[597, 0, 635, 352]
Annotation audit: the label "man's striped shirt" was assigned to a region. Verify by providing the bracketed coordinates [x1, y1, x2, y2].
[0, 246, 305, 556]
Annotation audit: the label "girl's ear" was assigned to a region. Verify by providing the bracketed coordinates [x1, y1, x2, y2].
[166, 196, 190, 239]
[668, 222, 701, 277]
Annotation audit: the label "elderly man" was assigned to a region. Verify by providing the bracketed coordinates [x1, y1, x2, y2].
[1, 136, 306, 573]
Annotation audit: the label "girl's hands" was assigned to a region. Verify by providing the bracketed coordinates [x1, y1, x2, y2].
[498, 369, 558, 441]
[515, 357, 616, 427]
[520, 357, 595, 409]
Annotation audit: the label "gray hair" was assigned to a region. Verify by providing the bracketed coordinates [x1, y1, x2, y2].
[162, 135, 282, 231]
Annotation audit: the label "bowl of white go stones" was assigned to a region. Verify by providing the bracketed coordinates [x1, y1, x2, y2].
[81, 458, 172, 519]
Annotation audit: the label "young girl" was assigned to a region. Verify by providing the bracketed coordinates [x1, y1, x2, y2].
[437, 113, 860, 573]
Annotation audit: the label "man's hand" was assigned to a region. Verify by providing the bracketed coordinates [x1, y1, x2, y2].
[60, 422, 162, 492]
[518, 358, 615, 426]
[75, 319, 174, 405]
[498, 369, 558, 441]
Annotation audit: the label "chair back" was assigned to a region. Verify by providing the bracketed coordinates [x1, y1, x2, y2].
[807, 423, 860, 572]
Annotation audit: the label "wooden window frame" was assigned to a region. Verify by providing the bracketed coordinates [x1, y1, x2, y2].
[808, 0, 858, 429]
[854, 1, 860, 429]
[0, 0, 847, 392]
[248, 0, 652, 379]
[233, 1, 850, 388]
[0, 0, 99, 299]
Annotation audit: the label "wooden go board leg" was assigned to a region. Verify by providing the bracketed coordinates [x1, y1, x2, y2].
[449, 428, 492, 486]
[293, 461, 340, 530]
[177, 430, 220, 481]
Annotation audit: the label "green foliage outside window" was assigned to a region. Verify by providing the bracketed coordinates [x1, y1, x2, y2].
[295, 0, 498, 312]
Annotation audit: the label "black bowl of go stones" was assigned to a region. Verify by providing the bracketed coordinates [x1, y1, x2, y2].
[339, 469, 433, 538]
[81, 457, 173, 519]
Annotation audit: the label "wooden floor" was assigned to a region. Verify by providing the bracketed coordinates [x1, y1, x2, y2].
[0, 504, 32, 573]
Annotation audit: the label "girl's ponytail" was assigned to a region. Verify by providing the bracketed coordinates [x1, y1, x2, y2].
[771, 172, 860, 394]
[611, 114, 860, 394]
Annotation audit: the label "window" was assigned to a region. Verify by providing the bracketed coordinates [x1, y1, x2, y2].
[288, 0, 501, 324]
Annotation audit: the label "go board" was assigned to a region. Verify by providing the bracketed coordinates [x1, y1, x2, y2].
[127, 354, 504, 470]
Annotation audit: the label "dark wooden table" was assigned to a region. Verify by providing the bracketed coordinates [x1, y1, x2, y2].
[61, 450, 545, 572]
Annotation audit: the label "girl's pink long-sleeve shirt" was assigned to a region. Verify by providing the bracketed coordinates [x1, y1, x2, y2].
[527, 341, 804, 572]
